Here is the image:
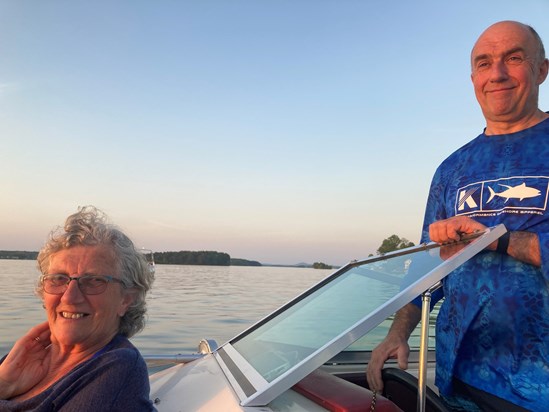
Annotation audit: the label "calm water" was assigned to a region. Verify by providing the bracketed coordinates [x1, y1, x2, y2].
[0, 259, 330, 356]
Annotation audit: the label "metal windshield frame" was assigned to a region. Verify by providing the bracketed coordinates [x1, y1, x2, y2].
[214, 224, 506, 407]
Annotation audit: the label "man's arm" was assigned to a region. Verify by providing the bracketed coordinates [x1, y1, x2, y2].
[366, 303, 421, 392]
[506, 231, 540, 267]
[430, 216, 541, 267]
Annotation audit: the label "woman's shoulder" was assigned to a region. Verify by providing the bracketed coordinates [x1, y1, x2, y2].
[65, 335, 147, 381]
[94, 335, 146, 368]
[106, 334, 139, 352]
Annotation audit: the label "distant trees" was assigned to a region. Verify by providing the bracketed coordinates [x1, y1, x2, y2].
[376, 235, 415, 255]
[312, 262, 332, 269]
[230, 258, 262, 267]
[0, 251, 38, 260]
[153, 251, 262, 266]
[154, 251, 231, 266]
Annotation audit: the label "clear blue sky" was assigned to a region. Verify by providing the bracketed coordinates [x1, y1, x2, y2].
[1, 1, 548, 265]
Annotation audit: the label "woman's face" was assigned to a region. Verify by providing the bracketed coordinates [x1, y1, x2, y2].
[43, 245, 133, 351]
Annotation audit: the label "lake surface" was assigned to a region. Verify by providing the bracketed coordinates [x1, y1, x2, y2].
[1, 259, 437, 360]
[0, 259, 331, 356]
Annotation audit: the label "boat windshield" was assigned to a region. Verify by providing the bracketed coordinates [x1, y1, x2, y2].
[215, 225, 505, 406]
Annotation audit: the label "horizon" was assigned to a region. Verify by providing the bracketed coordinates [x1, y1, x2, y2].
[2, 1, 548, 266]
[0, 248, 346, 267]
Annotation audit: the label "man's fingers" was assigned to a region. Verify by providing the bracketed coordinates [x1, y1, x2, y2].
[366, 358, 385, 392]
[366, 367, 384, 392]
[397, 343, 410, 370]
[430, 216, 489, 244]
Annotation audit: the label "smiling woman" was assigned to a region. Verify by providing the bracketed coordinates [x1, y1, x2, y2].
[0, 206, 157, 411]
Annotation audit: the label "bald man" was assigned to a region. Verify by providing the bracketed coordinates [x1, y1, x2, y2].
[367, 21, 549, 411]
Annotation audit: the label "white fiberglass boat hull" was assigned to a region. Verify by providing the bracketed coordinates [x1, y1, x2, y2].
[149, 354, 327, 412]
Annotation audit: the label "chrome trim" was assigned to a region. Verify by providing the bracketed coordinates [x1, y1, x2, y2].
[418, 282, 442, 412]
[215, 343, 268, 402]
[143, 354, 203, 367]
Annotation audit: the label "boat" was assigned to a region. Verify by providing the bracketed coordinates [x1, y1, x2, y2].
[146, 225, 506, 412]
[139, 248, 156, 275]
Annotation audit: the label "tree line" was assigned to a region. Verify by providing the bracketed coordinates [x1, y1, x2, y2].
[0, 234, 413, 266]
[0, 251, 38, 260]
[154, 250, 261, 266]
[0, 249, 261, 267]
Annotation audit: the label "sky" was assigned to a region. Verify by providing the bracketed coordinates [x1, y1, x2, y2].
[1, 1, 549, 266]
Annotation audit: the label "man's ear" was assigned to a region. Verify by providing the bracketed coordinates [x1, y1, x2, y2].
[537, 58, 549, 85]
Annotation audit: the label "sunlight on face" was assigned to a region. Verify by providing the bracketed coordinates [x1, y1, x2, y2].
[44, 245, 133, 352]
[470, 22, 547, 131]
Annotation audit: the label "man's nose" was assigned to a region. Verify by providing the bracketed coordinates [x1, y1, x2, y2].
[489, 60, 509, 82]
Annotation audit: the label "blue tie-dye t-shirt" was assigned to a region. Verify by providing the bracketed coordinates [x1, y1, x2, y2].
[416, 116, 549, 411]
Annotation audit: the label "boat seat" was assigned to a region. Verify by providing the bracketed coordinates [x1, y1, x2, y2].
[293, 369, 403, 412]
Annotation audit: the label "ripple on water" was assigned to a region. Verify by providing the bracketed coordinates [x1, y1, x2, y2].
[1, 261, 331, 356]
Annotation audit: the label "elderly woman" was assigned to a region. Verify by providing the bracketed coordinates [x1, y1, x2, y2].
[0, 206, 156, 411]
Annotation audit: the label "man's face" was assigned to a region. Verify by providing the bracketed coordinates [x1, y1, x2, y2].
[471, 22, 548, 130]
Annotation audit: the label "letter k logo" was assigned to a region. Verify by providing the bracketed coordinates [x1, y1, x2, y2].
[458, 187, 478, 211]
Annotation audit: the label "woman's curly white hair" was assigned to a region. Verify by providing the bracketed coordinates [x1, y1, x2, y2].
[36, 206, 154, 338]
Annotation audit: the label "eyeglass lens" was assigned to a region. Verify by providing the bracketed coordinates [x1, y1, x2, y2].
[42, 274, 111, 295]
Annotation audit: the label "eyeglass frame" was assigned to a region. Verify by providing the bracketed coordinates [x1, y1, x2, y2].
[40, 273, 127, 296]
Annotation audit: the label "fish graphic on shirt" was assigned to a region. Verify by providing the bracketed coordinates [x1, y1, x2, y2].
[487, 182, 541, 203]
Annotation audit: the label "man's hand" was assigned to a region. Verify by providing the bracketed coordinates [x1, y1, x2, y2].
[429, 216, 488, 244]
[366, 334, 410, 392]
[429, 217, 541, 266]
[0, 322, 52, 400]
[366, 303, 421, 392]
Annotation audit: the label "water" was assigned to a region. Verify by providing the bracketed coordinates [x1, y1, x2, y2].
[0, 259, 330, 356]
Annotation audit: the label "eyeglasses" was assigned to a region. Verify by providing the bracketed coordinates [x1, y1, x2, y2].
[40, 274, 126, 295]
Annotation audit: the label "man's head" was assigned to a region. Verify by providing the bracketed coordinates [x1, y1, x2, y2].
[470, 21, 548, 134]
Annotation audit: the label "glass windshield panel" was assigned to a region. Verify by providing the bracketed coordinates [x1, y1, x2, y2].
[231, 242, 447, 382]
[348, 300, 442, 351]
